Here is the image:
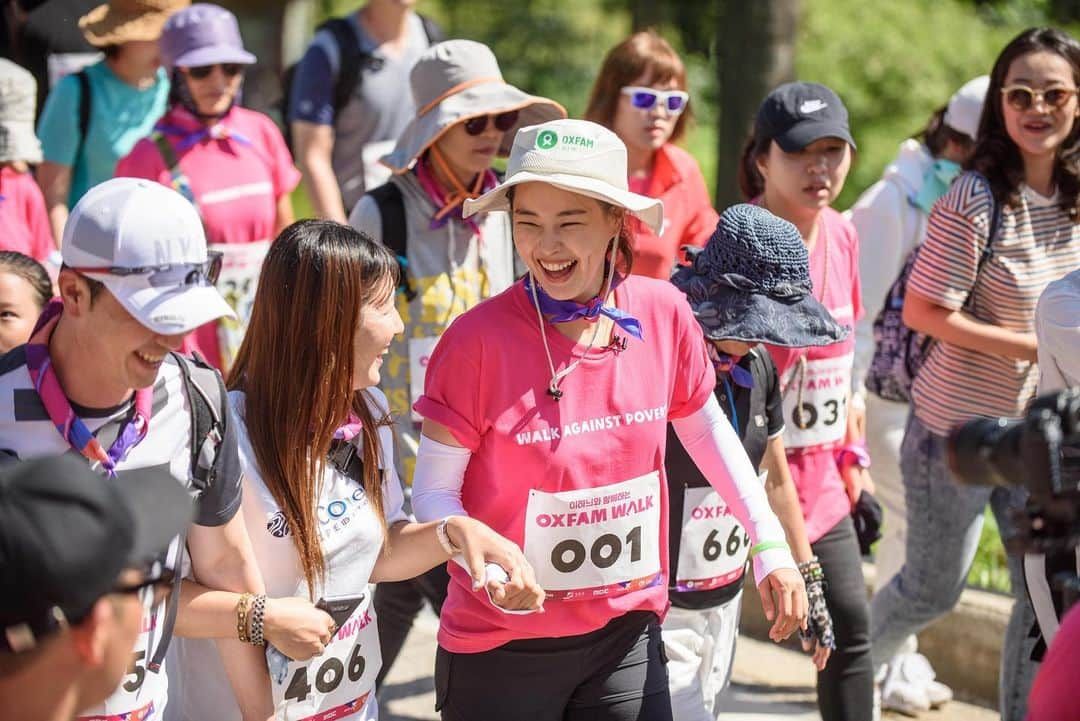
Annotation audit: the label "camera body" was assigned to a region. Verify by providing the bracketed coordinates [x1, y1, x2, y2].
[948, 389, 1080, 608]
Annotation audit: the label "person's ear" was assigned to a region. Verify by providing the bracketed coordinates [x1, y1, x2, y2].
[68, 600, 112, 667]
[55, 270, 91, 318]
[755, 153, 770, 183]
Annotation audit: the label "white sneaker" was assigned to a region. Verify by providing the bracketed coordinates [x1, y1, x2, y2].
[901, 653, 953, 708]
[881, 658, 932, 716]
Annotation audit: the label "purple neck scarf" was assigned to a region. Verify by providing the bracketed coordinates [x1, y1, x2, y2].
[522, 273, 644, 341]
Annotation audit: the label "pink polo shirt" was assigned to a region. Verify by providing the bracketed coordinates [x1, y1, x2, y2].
[116, 105, 300, 367]
[415, 275, 714, 653]
[763, 207, 862, 543]
[0, 166, 54, 261]
[627, 143, 719, 280]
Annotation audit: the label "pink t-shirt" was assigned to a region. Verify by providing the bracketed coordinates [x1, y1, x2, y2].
[415, 275, 714, 653]
[0, 166, 54, 261]
[764, 207, 862, 543]
[116, 105, 301, 368]
[1027, 603, 1080, 721]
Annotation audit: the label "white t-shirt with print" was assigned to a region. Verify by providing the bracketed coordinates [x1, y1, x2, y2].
[166, 387, 407, 721]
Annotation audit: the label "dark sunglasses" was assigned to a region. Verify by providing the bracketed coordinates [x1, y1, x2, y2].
[620, 86, 689, 114]
[187, 63, 244, 80]
[113, 566, 176, 608]
[1001, 84, 1078, 111]
[70, 250, 224, 288]
[463, 110, 520, 136]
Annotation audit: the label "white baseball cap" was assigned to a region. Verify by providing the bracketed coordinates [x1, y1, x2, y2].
[462, 119, 664, 234]
[945, 75, 990, 141]
[61, 178, 235, 335]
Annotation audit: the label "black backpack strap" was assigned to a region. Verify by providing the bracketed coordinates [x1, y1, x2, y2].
[962, 172, 1004, 312]
[418, 13, 446, 44]
[148, 352, 227, 673]
[321, 16, 369, 117]
[74, 69, 90, 166]
[170, 351, 226, 492]
[368, 182, 416, 301]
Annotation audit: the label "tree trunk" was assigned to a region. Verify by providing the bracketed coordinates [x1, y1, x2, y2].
[714, 0, 801, 209]
[630, 0, 665, 31]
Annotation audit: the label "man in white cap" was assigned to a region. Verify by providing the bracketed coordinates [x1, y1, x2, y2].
[848, 75, 990, 715]
[0, 177, 334, 721]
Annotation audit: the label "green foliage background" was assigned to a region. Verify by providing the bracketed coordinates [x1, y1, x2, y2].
[310, 0, 1070, 592]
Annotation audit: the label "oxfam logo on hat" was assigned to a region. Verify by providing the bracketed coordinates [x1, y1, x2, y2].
[536, 130, 559, 150]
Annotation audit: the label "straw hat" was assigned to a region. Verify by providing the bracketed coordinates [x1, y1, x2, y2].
[80, 0, 190, 47]
[463, 119, 664, 234]
[381, 40, 566, 173]
[0, 60, 43, 164]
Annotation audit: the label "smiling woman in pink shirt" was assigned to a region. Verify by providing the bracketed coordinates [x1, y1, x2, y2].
[410, 118, 805, 721]
[585, 31, 718, 280]
[116, 3, 300, 371]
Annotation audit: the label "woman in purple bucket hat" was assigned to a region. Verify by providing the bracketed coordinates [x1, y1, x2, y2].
[117, 2, 300, 373]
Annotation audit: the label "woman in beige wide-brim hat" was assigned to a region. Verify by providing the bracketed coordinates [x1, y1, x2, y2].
[35, 0, 187, 247]
[348, 38, 565, 687]
[408, 118, 805, 721]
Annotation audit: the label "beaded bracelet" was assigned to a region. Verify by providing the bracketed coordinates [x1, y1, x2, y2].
[249, 594, 267, 646]
[797, 557, 825, 583]
[748, 540, 790, 559]
[436, 518, 462, 556]
[236, 592, 254, 644]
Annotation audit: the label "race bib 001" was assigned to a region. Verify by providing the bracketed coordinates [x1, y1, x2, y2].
[267, 592, 380, 721]
[674, 474, 767, 592]
[523, 472, 662, 601]
[781, 353, 854, 452]
[408, 336, 440, 423]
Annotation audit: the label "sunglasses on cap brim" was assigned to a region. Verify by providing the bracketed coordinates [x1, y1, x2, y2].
[186, 63, 244, 80]
[620, 86, 689, 114]
[69, 251, 224, 288]
[462, 110, 520, 136]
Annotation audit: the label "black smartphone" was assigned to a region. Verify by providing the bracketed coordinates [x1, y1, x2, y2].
[315, 593, 365, 629]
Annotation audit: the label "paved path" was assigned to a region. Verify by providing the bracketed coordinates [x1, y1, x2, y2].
[379, 609, 997, 721]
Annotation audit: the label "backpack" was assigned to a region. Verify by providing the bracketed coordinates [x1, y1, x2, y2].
[367, 181, 416, 301]
[147, 351, 229, 672]
[280, 13, 445, 151]
[865, 174, 1003, 403]
[73, 68, 91, 168]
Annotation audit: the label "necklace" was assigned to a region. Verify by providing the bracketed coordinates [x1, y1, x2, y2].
[530, 251, 618, 401]
[795, 217, 831, 430]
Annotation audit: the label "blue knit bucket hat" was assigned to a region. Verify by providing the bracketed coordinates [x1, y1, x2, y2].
[671, 203, 849, 348]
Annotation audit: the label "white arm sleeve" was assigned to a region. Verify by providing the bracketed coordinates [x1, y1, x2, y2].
[671, 394, 797, 585]
[411, 434, 470, 522]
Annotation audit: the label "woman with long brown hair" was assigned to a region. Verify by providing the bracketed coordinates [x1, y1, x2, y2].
[168, 219, 540, 720]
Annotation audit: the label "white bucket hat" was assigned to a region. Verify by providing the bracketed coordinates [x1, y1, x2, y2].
[0, 60, 42, 164]
[61, 178, 235, 335]
[463, 119, 664, 233]
[381, 39, 566, 173]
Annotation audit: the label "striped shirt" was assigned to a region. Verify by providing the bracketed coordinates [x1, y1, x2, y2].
[909, 172, 1080, 436]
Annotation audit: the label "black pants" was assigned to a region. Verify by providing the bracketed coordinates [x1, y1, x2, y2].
[435, 611, 672, 721]
[811, 514, 875, 721]
[373, 563, 451, 688]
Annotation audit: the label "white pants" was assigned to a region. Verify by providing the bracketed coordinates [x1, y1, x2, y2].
[866, 394, 918, 657]
[662, 591, 741, 721]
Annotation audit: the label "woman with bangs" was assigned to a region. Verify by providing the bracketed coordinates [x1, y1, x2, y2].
[586, 30, 718, 280]
[166, 219, 538, 721]
[871, 28, 1080, 721]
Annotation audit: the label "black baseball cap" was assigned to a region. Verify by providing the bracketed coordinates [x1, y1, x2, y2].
[754, 81, 857, 152]
[0, 455, 193, 652]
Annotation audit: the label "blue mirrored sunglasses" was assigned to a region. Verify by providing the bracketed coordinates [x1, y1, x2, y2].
[621, 86, 689, 114]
